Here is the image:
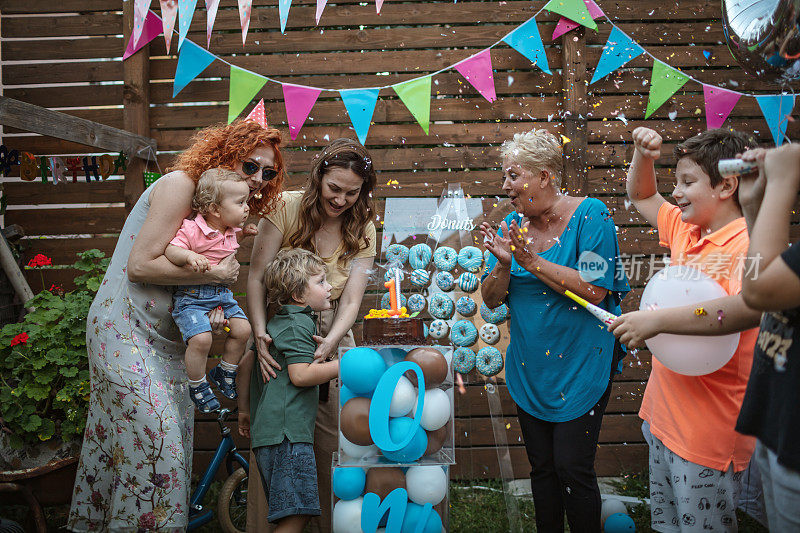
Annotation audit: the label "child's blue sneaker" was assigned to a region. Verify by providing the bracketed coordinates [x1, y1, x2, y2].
[209, 364, 238, 399]
[189, 381, 220, 413]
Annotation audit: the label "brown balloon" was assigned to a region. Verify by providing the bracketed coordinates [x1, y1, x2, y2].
[424, 421, 451, 456]
[404, 347, 448, 387]
[340, 397, 373, 446]
[364, 467, 406, 500]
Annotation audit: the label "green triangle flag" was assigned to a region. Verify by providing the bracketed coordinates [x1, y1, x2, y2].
[228, 66, 268, 123]
[392, 76, 432, 134]
[543, 0, 597, 31]
[645, 60, 689, 119]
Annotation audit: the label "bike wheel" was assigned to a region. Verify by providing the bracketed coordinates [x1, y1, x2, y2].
[217, 467, 248, 533]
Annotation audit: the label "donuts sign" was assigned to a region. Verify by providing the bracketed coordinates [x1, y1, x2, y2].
[426, 213, 475, 232]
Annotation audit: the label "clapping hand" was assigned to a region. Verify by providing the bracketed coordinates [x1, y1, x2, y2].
[480, 221, 512, 266]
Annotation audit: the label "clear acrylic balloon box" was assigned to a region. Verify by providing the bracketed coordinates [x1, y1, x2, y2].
[331, 453, 450, 533]
[337, 344, 455, 467]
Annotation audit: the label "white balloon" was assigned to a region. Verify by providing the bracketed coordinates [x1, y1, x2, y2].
[406, 465, 448, 506]
[333, 497, 364, 533]
[389, 376, 417, 417]
[640, 266, 740, 376]
[413, 388, 451, 431]
[601, 498, 628, 527]
[340, 432, 379, 460]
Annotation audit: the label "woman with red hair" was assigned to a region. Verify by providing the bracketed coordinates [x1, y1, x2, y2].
[67, 119, 285, 532]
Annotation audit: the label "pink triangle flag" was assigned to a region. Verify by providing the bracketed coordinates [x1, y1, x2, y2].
[376, 0, 384, 14]
[454, 49, 497, 103]
[159, 0, 178, 53]
[245, 99, 268, 128]
[703, 85, 741, 130]
[206, 0, 220, 48]
[238, 0, 253, 45]
[124, 10, 163, 60]
[552, 0, 604, 40]
[282, 84, 322, 140]
[315, 0, 327, 24]
[133, 0, 152, 47]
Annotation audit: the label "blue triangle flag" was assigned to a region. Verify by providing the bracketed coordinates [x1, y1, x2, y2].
[340, 88, 380, 145]
[173, 40, 217, 97]
[502, 18, 551, 75]
[756, 94, 795, 146]
[177, 0, 198, 51]
[279, 0, 293, 33]
[590, 26, 645, 84]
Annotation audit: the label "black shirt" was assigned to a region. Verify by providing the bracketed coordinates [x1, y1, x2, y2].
[736, 241, 800, 471]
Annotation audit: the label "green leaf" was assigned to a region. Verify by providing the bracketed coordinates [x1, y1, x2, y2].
[37, 418, 55, 441]
[34, 366, 57, 384]
[21, 414, 42, 432]
[60, 366, 79, 378]
[25, 382, 50, 401]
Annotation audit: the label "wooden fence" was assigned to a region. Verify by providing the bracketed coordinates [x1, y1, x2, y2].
[2, 0, 798, 480]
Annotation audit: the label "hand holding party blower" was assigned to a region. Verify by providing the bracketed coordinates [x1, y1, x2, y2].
[563, 290, 618, 326]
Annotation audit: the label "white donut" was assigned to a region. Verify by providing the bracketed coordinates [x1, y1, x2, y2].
[479, 323, 500, 345]
[428, 319, 449, 339]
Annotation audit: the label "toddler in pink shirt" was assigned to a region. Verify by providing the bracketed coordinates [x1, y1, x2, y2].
[166, 167, 258, 412]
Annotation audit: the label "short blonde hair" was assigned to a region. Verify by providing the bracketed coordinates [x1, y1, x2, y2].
[264, 249, 327, 307]
[191, 167, 245, 215]
[500, 129, 563, 188]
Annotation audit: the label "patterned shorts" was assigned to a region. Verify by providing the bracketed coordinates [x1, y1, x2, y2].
[253, 438, 321, 524]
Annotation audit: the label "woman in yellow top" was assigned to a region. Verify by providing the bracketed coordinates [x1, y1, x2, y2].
[243, 138, 377, 532]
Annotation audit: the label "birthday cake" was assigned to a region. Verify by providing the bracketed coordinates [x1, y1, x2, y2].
[362, 309, 426, 345]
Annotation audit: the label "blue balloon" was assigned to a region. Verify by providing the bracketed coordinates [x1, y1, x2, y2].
[401, 503, 441, 533]
[382, 417, 428, 463]
[340, 347, 387, 395]
[332, 467, 366, 501]
[340, 384, 370, 406]
[369, 362, 425, 453]
[604, 513, 635, 533]
[378, 347, 408, 366]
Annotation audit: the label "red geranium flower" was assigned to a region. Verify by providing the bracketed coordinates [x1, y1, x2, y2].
[49, 283, 63, 294]
[27, 254, 52, 268]
[10, 332, 28, 346]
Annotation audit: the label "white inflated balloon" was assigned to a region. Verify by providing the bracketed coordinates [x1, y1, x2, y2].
[333, 497, 364, 533]
[640, 266, 740, 376]
[601, 498, 629, 527]
[406, 465, 448, 506]
[340, 432, 379, 459]
[389, 376, 417, 417]
[412, 388, 451, 431]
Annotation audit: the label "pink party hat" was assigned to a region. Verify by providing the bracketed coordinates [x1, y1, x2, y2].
[245, 99, 268, 128]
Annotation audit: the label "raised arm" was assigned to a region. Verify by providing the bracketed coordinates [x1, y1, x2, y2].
[626, 127, 667, 228]
[480, 221, 512, 309]
[288, 359, 340, 388]
[127, 172, 239, 285]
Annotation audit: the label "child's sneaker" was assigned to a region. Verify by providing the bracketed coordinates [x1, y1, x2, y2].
[209, 364, 238, 399]
[189, 381, 220, 413]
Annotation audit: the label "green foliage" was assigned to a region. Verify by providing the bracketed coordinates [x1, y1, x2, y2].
[0, 250, 108, 449]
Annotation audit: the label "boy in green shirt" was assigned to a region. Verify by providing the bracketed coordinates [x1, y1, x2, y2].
[238, 248, 339, 532]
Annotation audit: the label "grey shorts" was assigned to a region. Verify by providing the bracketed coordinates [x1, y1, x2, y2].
[253, 438, 321, 524]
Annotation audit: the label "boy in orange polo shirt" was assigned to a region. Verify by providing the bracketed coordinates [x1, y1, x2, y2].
[610, 128, 763, 532]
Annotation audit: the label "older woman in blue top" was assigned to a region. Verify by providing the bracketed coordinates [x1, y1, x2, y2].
[480, 129, 629, 533]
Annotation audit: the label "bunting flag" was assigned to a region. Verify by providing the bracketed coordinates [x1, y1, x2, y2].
[123, 10, 162, 60]
[552, 0, 603, 40]
[159, 0, 178, 53]
[315, 0, 327, 24]
[178, 0, 198, 50]
[238, 0, 253, 44]
[756, 94, 796, 146]
[245, 99, 268, 127]
[205, 0, 220, 48]
[392, 76, 432, 134]
[340, 88, 381, 145]
[454, 49, 497, 103]
[228, 66, 268, 123]
[589, 26, 644, 84]
[703, 85, 741, 130]
[543, 0, 597, 31]
[133, 0, 151, 47]
[173, 40, 217, 96]
[279, 0, 292, 33]
[645, 60, 689, 118]
[283, 84, 321, 140]
[502, 18, 551, 74]
[376, 0, 384, 14]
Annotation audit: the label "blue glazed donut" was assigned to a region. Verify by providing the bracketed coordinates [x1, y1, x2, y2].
[480, 302, 509, 324]
[407, 293, 426, 313]
[457, 272, 479, 293]
[453, 347, 477, 374]
[428, 319, 449, 339]
[384, 266, 405, 283]
[433, 246, 458, 272]
[435, 271, 455, 292]
[458, 246, 483, 273]
[409, 269, 431, 288]
[409, 243, 433, 270]
[476, 346, 504, 376]
[428, 293, 455, 320]
[450, 319, 478, 347]
[381, 292, 407, 310]
[386, 244, 409, 265]
[456, 296, 477, 316]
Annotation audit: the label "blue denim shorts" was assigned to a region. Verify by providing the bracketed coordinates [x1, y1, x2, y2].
[171, 284, 247, 342]
[254, 438, 321, 523]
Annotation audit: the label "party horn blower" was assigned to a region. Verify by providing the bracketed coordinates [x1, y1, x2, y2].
[718, 158, 757, 178]
[563, 290, 618, 326]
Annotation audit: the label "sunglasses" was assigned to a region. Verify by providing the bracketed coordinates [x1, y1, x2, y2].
[242, 161, 279, 182]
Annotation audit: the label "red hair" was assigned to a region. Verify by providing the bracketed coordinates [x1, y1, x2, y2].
[170, 119, 285, 216]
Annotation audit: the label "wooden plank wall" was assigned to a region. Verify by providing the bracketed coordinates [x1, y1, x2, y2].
[3, 0, 799, 481]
